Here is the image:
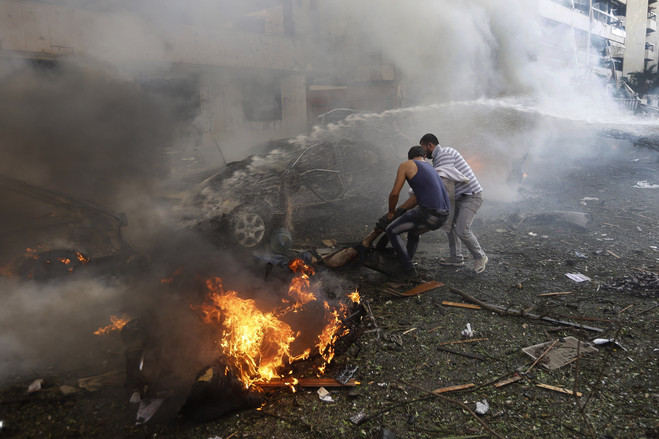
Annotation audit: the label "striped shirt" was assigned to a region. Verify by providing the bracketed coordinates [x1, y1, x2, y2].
[431, 145, 482, 198]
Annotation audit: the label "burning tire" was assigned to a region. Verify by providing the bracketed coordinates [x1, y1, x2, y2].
[231, 209, 268, 248]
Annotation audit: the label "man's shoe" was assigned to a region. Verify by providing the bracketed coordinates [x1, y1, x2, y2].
[439, 256, 465, 267]
[473, 255, 489, 273]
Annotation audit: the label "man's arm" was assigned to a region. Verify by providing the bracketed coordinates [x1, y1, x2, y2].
[387, 162, 409, 219]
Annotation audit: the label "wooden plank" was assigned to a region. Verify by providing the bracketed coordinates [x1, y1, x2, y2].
[494, 375, 522, 388]
[607, 250, 621, 259]
[536, 383, 582, 397]
[252, 378, 358, 388]
[400, 281, 445, 296]
[431, 383, 475, 394]
[442, 301, 481, 310]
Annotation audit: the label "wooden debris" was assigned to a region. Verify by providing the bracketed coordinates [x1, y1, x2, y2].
[78, 370, 125, 392]
[438, 338, 489, 346]
[618, 304, 634, 314]
[536, 383, 582, 397]
[525, 339, 558, 374]
[607, 250, 621, 259]
[400, 281, 445, 296]
[449, 287, 605, 333]
[537, 292, 573, 297]
[437, 346, 486, 361]
[442, 301, 481, 309]
[401, 327, 417, 335]
[253, 378, 358, 388]
[494, 375, 522, 388]
[431, 383, 475, 394]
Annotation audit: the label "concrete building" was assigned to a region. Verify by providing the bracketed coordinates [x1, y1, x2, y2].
[0, 0, 399, 167]
[539, 0, 658, 82]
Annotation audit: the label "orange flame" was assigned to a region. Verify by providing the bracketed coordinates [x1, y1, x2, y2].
[199, 278, 296, 388]
[197, 264, 360, 389]
[94, 314, 130, 335]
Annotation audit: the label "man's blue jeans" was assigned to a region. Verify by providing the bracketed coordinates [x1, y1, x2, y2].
[385, 207, 447, 272]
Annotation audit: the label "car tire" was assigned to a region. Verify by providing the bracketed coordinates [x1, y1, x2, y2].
[230, 208, 268, 248]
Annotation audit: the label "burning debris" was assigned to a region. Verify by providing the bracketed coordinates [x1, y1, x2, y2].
[90, 258, 364, 423]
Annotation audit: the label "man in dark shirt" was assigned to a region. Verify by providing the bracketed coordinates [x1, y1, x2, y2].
[384, 146, 449, 278]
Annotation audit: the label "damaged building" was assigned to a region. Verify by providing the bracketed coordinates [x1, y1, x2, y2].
[0, 0, 400, 172]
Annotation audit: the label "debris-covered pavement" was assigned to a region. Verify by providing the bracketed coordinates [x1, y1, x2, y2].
[0, 145, 657, 439]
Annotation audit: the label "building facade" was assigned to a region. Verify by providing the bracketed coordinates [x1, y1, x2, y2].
[0, 0, 399, 166]
[539, 0, 658, 82]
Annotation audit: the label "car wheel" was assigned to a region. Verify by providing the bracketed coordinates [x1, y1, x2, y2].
[231, 209, 267, 248]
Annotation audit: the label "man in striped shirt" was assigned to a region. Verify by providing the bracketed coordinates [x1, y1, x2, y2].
[420, 133, 489, 273]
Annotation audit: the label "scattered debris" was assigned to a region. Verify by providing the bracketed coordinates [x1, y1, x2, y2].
[449, 287, 605, 332]
[475, 399, 490, 415]
[574, 251, 588, 258]
[336, 365, 359, 385]
[129, 392, 141, 404]
[522, 337, 598, 370]
[431, 383, 475, 394]
[565, 273, 591, 282]
[525, 211, 592, 230]
[438, 337, 488, 346]
[350, 411, 367, 425]
[494, 375, 522, 388]
[607, 250, 621, 259]
[254, 378, 358, 388]
[618, 304, 633, 313]
[602, 272, 659, 296]
[77, 370, 124, 392]
[400, 281, 445, 297]
[401, 327, 417, 335]
[27, 379, 43, 393]
[580, 197, 599, 205]
[437, 346, 485, 361]
[592, 338, 628, 351]
[59, 386, 77, 395]
[633, 181, 659, 188]
[442, 301, 481, 310]
[537, 292, 573, 297]
[461, 323, 474, 337]
[136, 398, 164, 424]
[317, 387, 334, 402]
[536, 384, 582, 397]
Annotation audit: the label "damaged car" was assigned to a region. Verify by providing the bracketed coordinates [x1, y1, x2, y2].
[0, 174, 129, 279]
[182, 138, 388, 249]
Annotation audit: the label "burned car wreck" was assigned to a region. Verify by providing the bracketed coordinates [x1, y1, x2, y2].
[0, 174, 129, 280]
[183, 138, 389, 249]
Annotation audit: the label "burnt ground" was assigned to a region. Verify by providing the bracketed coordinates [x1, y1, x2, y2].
[1, 145, 658, 439]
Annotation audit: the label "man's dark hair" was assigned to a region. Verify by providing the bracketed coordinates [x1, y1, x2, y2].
[419, 133, 439, 145]
[408, 145, 425, 160]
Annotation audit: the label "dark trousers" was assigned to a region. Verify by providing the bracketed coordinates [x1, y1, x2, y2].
[386, 207, 447, 272]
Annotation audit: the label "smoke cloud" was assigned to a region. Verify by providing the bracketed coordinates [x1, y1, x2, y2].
[2, 0, 659, 385]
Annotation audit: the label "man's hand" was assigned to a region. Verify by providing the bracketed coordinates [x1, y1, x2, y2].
[375, 214, 390, 230]
[375, 207, 408, 230]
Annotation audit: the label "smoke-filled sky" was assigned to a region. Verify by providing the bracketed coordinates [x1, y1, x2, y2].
[2, 0, 659, 383]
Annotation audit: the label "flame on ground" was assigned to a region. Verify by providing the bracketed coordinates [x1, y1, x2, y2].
[197, 259, 359, 389]
[94, 314, 130, 335]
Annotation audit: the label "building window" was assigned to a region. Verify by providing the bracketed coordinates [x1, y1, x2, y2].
[242, 80, 282, 122]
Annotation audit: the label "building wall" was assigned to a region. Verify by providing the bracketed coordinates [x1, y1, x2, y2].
[623, 0, 651, 75]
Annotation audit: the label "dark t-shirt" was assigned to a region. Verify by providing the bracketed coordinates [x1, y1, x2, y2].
[408, 160, 449, 211]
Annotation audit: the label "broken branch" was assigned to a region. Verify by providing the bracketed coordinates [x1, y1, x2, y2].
[449, 287, 605, 332]
[438, 338, 489, 346]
